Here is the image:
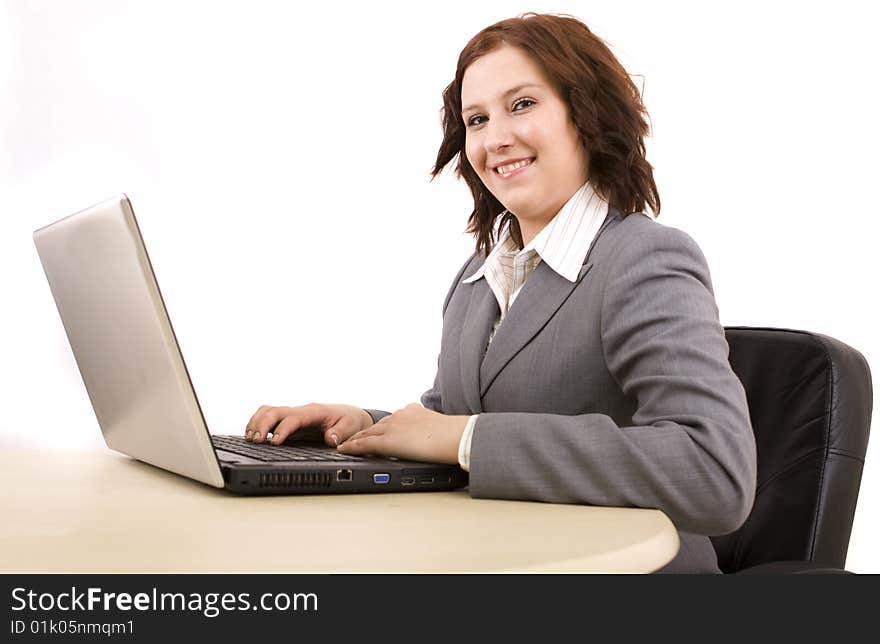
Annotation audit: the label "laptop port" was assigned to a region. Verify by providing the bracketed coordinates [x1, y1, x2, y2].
[373, 473, 391, 484]
[400, 476, 416, 486]
[336, 469, 353, 482]
[418, 475, 434, 485]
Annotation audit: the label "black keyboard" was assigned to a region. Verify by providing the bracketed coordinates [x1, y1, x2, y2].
[211, 435, 359, 462]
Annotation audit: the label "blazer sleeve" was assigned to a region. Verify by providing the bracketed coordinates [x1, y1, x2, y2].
[364, 254, 477, 425]
[467, 226, 758, 537]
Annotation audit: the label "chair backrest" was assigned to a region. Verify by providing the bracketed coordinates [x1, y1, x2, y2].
[711, 327, 873, 573]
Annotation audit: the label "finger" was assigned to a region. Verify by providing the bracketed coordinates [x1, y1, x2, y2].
[266, 415, 301, 444]
[252, 405, 300, 443]
[245, 405, 271, 434]
[324, 425, 352, 447]
[269, 412, 326, 445]
[263, 403, 333, 444]
[327, 411, 374, 446]
[346, 423, 388, 443]
[337, 433, 384, 456]
[321, 417, 362, 447]
[245, 405, 280, 440]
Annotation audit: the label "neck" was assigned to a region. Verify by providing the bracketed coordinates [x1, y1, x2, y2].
[515, 215, 553, 249]
[511, 182, 587, 248]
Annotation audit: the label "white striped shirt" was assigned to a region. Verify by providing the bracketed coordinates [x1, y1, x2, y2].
[456, 181, 610, 471]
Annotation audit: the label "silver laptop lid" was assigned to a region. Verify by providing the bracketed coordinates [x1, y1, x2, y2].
[33, 194, 224, 488]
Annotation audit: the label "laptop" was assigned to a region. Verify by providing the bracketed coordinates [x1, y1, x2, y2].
[33, 194, 469, 495]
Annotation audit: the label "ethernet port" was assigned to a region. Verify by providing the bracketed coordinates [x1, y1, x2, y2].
[336, 469, 353, 482]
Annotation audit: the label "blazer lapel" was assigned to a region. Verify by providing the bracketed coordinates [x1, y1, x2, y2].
[459, 278, 499, 413]
[462, 205, 622, 404]
[479, 261, 594, 398]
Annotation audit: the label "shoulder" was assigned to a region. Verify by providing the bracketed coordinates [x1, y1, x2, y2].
[596, 212, 716, 310]
[599, 212, 708, 269]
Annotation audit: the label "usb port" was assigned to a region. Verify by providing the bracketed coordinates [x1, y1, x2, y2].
[418, 475, 434, 485]
[400, 476, 416, 486]
[373, 473, 391, 484]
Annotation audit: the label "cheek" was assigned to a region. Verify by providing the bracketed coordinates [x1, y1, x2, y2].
[532, 123, 572, 171]
[514, 120, 541, 143]
[465, 146, 492, 184]
[464, 141, 482, 171]
[559, 118, 586, 160]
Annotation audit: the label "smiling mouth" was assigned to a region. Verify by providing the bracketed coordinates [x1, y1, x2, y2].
[494, 158, 535, 179]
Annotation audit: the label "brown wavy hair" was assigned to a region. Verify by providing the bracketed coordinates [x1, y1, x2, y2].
[430, 12, 660, 257]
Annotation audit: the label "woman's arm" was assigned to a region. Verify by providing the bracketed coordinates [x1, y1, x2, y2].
[467, 227, 757, 536]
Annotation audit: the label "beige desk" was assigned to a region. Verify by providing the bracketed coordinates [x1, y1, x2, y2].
[0, 449, 679, 573]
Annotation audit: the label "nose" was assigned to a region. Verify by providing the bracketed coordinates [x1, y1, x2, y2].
[483, 115, 514, 155]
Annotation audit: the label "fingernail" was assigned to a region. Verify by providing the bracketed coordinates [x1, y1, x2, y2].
[330, 434, 339, 446]
[252, 433, 261, 442]
[246, 430, 253, 440]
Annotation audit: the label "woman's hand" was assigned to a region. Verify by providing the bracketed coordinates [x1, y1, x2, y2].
[336, 403, 469, 465]
[245, 403, 374, 447]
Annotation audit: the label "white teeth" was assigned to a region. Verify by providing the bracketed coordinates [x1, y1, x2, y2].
[496, 158, 533, 176]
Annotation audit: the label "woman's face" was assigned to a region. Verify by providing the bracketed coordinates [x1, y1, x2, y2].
[461, 44, 589, 231]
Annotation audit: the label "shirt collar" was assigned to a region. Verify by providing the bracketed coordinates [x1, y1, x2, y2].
[462, 181, 609, 285]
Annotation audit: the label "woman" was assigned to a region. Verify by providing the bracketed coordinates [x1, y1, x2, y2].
[244, 13, 757, 574]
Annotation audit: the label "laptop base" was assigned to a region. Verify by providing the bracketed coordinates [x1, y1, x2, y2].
[221, 462, 468, 495]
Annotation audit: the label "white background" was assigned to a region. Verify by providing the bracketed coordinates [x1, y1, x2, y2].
[2, 0, 877, 571]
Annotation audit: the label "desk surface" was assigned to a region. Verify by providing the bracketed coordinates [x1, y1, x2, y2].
[0, 449, 679, 573]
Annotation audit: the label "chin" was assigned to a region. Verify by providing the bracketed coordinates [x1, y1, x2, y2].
[502, 196, 539, 218]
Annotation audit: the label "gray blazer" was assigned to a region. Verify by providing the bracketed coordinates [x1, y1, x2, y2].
[369, 207, 757, 574]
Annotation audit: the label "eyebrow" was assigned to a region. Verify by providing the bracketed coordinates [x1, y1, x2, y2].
[461, 83, 543, 115]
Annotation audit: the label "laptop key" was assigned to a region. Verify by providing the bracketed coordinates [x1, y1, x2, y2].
[211, 435, 362, 462]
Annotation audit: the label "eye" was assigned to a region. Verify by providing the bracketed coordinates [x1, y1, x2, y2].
[465, 98, 536, 128]
[513, 98, 535, 111]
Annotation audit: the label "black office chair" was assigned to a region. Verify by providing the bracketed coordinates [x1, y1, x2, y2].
[710, 327, 873, 573]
